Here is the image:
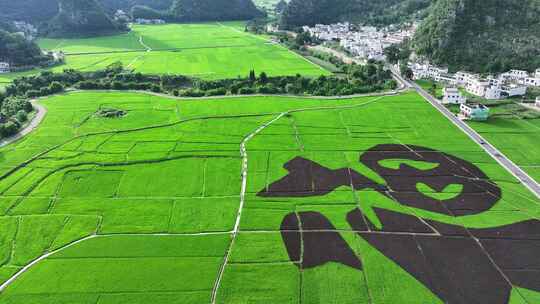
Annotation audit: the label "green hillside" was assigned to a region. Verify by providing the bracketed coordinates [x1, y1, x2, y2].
[280, 0, 431, 28]
[413, 0, 540, 73]
[43, 0, 125, 38]
[169, 0, 264, 22]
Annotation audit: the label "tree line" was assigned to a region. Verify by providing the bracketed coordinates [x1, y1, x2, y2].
[0, 61, 395, 138]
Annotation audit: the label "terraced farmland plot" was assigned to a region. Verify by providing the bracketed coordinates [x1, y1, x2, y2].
[26, 22, 328, 80]
[0, 91, 539, 304]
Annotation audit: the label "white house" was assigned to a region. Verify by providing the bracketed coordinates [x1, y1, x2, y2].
[455, 71, 479, 87]
[536, 96, 540, 107]
[135, 18, 165, 25]
[442, 87, 466, 104]
[535, 69, 540, 79]
[0, 62, 10, 73]
[485, 86, 502, 100]
[524, 77, 540, 87]
[508, 69, 529, 81]
[501, 84, 527, 97]
[460, 103, 490, 121]
[466, 78, 502, 100]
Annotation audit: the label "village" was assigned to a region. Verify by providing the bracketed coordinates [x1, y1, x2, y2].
[299, 21, 540, 121]
[409, 62, 540, 120]
[302, 22, 417, 62]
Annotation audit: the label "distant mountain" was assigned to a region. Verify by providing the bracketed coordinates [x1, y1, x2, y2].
[99, 0, 173, 13]
[413, 0, 540, 73]
[169, 0, 264, 22]
[0, 0, 59, 24]
[280, 0, 431, 29]
[44, 0, 125, 38]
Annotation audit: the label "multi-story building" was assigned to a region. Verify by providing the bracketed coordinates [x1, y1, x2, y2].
[466, 78, 502, 100]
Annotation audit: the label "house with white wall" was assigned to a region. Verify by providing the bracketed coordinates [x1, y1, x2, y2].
[0, 62, 10, 73]
[442, 87, 466, 104]
[524, 77, 540, 87]
[466, 78, 502, 100]
[507, 70, 529, 81]
[460, 103, 490, 121]
[501, 84, 527, 97]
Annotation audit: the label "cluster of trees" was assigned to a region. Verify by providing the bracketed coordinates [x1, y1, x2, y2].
[413, 0, 540, 73]
[0, 30, 53, 67]
[5, 60, 395, 105]
[0, 95, 33, 138]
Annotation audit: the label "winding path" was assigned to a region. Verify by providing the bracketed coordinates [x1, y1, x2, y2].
[0, 100, 47, 148]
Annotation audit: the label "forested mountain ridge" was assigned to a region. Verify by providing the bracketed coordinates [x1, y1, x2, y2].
[0, 0, 263, 35]
[43, 0, 125, 38]
[168, 0, 264, 22]
[280, 0, 432, 28]
[413, 0, 540, 73]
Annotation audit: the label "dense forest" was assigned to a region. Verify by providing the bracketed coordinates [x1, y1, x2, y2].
[280, 0, 431, 28]
[413, 0, 540, 73]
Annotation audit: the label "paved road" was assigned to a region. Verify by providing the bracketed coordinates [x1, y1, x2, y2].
[0, 100, 47, 148]
[390, 67, 540, 199]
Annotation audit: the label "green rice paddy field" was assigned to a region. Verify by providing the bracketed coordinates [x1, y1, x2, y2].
[469, 118, 540, 182]
[0, 22, 327, 84]
[0, 90, 538, 303]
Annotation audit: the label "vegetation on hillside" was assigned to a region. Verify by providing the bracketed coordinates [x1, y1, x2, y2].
[99, 0, 173, 13]
[168, 0, 264, 22]
[280, 0, 431, 29]
[413, 0, 540, 73]
[43, 0, 127, 38]
[0, 31, 52, 67]
[0, 0, 59, 24]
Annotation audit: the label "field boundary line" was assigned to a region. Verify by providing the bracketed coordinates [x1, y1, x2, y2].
[0, 231, 237, 293]
[210, 112, 288, 304]
[0, 234, 98, 293]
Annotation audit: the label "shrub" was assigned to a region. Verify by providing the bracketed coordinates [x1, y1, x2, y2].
[239, 87, 255, 95]
[205, 88, 227, 96]
[49, 81, 64, 94]
[15, 110, 28, 123]
[0, 121, 19, 138]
